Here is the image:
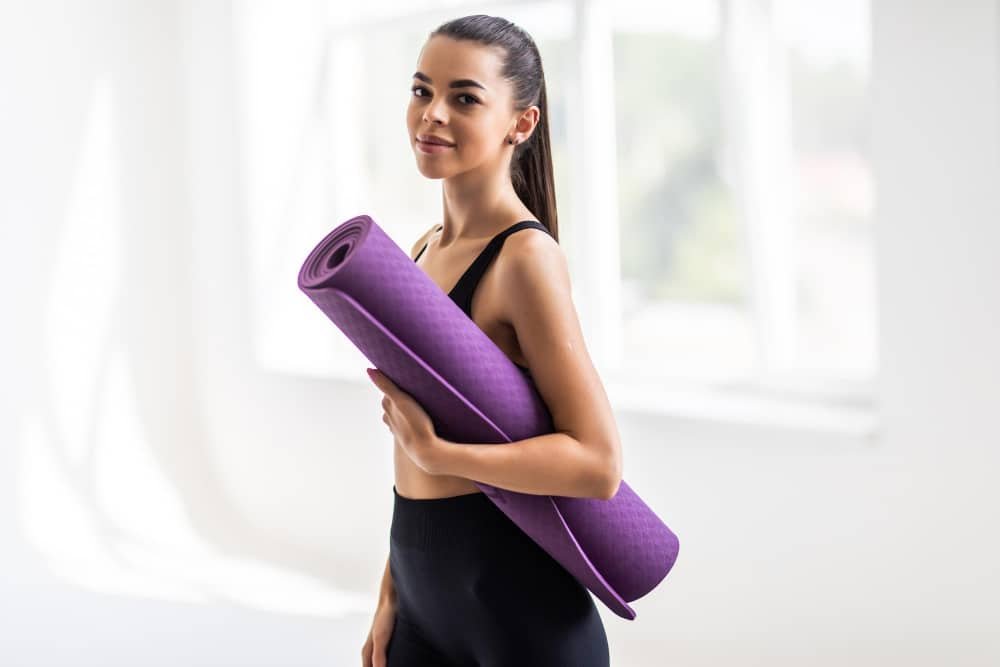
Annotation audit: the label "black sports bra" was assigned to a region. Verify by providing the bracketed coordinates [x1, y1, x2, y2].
[414, 220, 551, 376]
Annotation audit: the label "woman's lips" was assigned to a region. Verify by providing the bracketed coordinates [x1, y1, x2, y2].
[416, 139, 455, 153]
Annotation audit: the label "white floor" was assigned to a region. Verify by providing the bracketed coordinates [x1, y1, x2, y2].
[0, 539, 371, 667]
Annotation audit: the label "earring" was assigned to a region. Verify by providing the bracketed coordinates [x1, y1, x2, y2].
[507, 137, 515, 145]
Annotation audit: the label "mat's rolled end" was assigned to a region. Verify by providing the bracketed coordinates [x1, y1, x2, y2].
[297, 214, 372, 290]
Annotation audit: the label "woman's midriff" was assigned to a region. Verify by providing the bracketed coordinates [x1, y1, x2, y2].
[394, 449, 484, 499]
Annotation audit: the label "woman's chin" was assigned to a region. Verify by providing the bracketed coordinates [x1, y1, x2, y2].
[415, 160, 455, 179]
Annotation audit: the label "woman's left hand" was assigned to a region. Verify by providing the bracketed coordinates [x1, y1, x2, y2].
[367, 367, 445, 474]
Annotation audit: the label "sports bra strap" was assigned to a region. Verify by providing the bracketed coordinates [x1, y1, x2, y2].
[413, 220, 549, 374]
[449, 220, 549, 312]
[412, 220, 551, 310]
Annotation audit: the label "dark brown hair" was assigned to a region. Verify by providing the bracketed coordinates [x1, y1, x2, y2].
[430, 14, 559, 242]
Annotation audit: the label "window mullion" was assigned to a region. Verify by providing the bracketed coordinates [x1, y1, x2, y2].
[720, 0, 799, 388]
[566, 0, 624, 374]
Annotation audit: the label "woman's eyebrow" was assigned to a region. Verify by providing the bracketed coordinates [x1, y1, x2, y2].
[412, 71, 487, 91]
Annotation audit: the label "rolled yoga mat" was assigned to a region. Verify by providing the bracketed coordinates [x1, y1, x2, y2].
[297, 214, 679, 620]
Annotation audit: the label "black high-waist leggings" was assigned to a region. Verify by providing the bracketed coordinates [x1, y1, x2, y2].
[386, 485, 610, 667]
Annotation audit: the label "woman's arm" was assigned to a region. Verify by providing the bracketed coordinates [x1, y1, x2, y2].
[429, 228, 623, 500]
[431, 431, 617, 499]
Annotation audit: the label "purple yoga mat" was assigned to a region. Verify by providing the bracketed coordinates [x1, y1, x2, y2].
[297, 214, 679, 620]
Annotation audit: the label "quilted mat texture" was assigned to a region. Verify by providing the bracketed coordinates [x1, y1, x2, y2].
[297, 214, 680, 619]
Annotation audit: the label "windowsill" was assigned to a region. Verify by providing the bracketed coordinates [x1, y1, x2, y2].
[604, 376, 879, 446]
[277, 360, 879, 448]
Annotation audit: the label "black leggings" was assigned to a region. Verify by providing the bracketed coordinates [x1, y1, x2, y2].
[386, 485, 610, 667]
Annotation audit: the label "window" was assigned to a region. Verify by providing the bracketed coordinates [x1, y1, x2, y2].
[608, 0, 874, 403]
[238, 0, 876, 417]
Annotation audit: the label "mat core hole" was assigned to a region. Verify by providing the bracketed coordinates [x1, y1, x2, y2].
[326, 243, 350, 269]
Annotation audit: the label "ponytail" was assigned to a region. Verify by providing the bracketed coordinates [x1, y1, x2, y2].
[430, 15, 560, 243]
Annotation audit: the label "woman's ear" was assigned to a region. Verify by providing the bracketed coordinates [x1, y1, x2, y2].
[517, 106, 541, 137]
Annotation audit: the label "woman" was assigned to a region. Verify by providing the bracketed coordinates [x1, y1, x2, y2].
[361, 14, 623, 667]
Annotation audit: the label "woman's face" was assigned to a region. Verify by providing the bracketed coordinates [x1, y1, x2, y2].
[407, 35, 517, 180]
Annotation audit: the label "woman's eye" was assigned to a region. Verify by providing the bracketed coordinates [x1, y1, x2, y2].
[409, 86, 479, 106]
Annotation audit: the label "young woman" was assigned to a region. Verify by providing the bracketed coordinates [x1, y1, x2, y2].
[361, 14, 623, 667]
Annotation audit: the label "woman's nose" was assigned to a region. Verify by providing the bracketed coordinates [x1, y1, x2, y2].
[422, 99, 447, 124]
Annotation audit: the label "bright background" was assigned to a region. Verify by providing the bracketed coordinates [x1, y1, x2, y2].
[0, 0, 997, 665]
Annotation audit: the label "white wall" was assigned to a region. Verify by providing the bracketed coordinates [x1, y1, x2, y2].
[1, 0, 998, 665]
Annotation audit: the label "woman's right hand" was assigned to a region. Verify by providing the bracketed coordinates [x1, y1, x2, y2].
[361, 596, 397, 667]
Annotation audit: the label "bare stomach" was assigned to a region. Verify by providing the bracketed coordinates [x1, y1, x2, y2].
[394, 439, 483, 499]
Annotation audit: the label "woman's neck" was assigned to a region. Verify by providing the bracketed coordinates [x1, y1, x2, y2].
[438, 174, 530, 247]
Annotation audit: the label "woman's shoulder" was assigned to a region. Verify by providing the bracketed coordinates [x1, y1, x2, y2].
[499, 221, 560, 261]
[410, 223, 443, 260]
[494, 223, 568, 300]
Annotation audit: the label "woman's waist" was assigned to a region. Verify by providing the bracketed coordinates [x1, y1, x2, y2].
[390, 483, 521, 551]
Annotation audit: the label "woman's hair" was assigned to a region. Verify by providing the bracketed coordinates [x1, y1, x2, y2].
[430, 15, 559, 243]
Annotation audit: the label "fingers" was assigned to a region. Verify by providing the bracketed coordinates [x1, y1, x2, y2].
[367, 367, 389, 392]
[372, 637, 386, 667]
[361, 636, 386, 667]
[361, 637, 371, 666]
[380, 395, 392, 430]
